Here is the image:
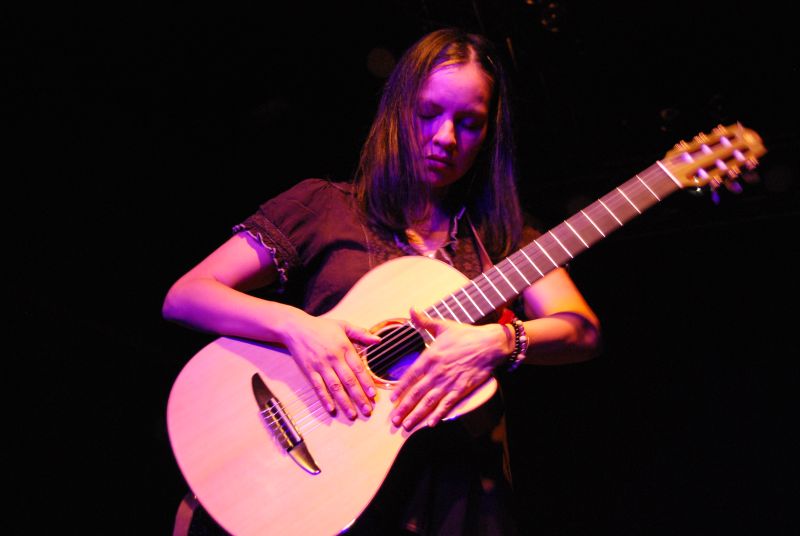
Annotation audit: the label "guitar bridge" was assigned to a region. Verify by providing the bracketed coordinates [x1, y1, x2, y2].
[252, 374, 320, 475]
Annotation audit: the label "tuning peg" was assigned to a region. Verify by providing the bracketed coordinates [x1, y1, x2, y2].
[709, 175, 723, 205]
[725, 180, 743, 194]
[713, 124, 730, 136]
[675, 140, 691, 151]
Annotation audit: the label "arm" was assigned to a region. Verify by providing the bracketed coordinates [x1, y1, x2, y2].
[517, 266, 601, 365]
[162, 231, 379, 419]
[390, 267, 601, 430]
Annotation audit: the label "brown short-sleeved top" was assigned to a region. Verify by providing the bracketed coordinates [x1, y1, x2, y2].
[233, 178, 493, 317]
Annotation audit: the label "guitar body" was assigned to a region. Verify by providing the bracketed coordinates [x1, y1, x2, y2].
[167, 256, 499, 535]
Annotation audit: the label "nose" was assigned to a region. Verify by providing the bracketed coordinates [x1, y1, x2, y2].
[433, 119, 456, 150]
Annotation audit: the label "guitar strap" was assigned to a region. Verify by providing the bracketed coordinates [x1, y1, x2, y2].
[464, 212, 517, 487]
[465, 213, 517, 325]
[465, 212, 492, 272]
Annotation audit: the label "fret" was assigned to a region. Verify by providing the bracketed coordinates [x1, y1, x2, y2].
[518, 248, 544, 277]
[585, 198, 621, 235]
[442, 300, 463, 323]
[459, 287, 486, 319]
[619, 175, 661, 213]
[534, 238, 561, 269]
[636, 174, 660, 200]
[469, 280, 495, 309]
[548, 230, 574, 259]
[537, 234, 572, 267]
[578, 209, 606, 239]
[492, 265, 519, 295]
[448, 293, 474, 323]
[481, 272, 507, 302]
[598, 197, 625, 226]
[616, 187, 642, 214]
[506, 256, 531, 286]
[494, 259, 528, 293]
[551, 222, 588, 258]
[655, 160, 683, 189]
[564, 220, 589, 249]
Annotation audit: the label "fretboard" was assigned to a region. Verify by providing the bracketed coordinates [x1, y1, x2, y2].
[423, 161, 681, 324]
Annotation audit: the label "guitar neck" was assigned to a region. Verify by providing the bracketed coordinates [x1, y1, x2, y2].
[424, 161, 681, 324]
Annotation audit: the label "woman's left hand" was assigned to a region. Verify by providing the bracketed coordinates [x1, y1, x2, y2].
[390, 308, 510, 431]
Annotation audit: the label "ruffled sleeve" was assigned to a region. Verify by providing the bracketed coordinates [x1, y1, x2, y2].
[232, 178, 350, 286]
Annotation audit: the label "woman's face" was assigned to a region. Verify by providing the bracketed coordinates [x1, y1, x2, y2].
[415, 60, 491, 192]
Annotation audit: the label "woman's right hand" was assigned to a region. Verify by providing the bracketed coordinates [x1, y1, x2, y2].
[281, 313, 380, 419]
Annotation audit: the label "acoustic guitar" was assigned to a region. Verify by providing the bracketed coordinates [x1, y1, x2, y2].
[167, 124, 765, 535]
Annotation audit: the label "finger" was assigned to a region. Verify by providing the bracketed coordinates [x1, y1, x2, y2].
[343, 345, 377, 400]
[334, 349, 374, 416]
[410, 308, 440, 335]
[395, 385, 447, 431]
[317, 365, 358, 420]
[340, 321, 382, 345]
[390, 372, 434, 427]
[426, 371, 489, 427]
[425, 389, 461, 428]
[307, 370, 336, 414]
[390, 361, 426, 402]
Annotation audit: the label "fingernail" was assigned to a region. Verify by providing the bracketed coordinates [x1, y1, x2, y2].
[427, 418, 437, 428]
[403, 419, 413, 430]
[391, 415, 400, 426]
[348, 409, 357, 419]
[361, 404, 372, 416]
[367, 386, 376, 398]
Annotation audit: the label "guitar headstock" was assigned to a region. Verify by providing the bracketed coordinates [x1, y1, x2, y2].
[661, 123, 766, 197]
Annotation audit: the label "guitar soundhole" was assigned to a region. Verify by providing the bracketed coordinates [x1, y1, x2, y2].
[366, 323, 426, 382]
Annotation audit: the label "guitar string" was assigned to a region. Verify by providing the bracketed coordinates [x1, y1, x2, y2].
[262, 323, 440, 437]
[261, 166, 673, 437]
[258, 323, 425, 433]
[266, 325, 420, 422]
[261, 161, 727, 444]
[346, 170, 666, 381]
[265, 178, 655, 423]
[260, 221, 582, 432]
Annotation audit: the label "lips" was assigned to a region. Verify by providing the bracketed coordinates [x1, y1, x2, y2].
[426, 155, 452, 168]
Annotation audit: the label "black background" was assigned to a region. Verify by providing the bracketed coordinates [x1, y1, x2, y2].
[10, 1, 799, 534]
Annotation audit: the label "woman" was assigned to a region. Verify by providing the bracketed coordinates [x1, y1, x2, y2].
[164, 27, 600, 535]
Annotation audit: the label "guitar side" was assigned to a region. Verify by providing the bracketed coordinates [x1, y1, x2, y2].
[166, 256, 499, 536]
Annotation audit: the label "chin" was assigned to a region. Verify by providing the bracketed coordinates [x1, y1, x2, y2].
[424, 171, 460, 190]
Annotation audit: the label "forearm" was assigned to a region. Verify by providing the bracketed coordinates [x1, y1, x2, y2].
[162, 277, 306, 345]
[519, 312, 601, 366]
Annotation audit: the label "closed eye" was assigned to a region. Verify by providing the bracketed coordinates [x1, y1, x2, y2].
[460, 118, 485, 130]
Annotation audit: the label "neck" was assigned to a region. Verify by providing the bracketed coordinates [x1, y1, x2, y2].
[412, 201, 452, 236]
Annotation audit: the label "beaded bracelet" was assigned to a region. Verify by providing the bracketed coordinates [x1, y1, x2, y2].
[505, 318, 529, 372]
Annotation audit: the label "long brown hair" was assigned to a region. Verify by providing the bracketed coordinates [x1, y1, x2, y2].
[354, 27, 522, 260]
